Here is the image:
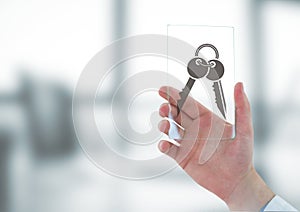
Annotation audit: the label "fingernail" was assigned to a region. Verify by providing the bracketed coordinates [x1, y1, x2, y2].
[159, 86, 167, 94]
[158, 121, 165, 131]
[159, 141, 169, 153]
[159, 105, 166, 117]
[240, 82, 244, 93]
[159, 141, 165, 152]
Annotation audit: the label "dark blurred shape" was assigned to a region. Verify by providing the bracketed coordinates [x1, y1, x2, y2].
[0, 131, 11, 212]
[21, 74, 76, 160]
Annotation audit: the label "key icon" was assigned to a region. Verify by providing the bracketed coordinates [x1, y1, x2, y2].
[176, 57, 210, 114]
[177, 44, 227, 119]
[206, 59, 227, 119]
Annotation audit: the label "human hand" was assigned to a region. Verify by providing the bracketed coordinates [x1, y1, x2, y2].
[158, 82, 274, 211]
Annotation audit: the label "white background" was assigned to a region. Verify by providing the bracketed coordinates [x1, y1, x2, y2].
[1, 0, 300, 211]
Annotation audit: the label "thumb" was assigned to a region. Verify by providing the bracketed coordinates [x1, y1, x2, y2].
[234, 82, 253, 139]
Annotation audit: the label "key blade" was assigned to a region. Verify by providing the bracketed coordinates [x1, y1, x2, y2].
[177, 78, 195, 114]
[213, 81, 227, 119]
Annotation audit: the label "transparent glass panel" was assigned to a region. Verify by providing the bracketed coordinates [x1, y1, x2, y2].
[166, 25, 235, 163]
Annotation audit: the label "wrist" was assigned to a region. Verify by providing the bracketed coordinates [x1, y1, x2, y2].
[224, 167, 275, 211]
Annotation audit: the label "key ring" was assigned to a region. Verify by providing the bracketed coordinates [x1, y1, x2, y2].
[195, 43, 219, 58]
[194, 44, 219, 68]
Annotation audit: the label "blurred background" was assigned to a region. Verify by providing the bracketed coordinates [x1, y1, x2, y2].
[1, 0, 300, 211]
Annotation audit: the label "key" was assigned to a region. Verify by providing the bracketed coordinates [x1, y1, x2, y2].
[206, 59, 227, 119]
[177, 57, 210, 114]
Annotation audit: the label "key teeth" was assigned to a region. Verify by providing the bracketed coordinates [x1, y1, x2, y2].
[177, 98, 185, 108]
[177, 89, 187, 114]
[212, 82, 227, 119]
[180, 87, 189, 95]
[177, 78, 195, 114]
[178, 88, 188, 101]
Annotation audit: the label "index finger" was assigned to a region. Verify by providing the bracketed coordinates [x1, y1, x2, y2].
[159, 86, 212, 119]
